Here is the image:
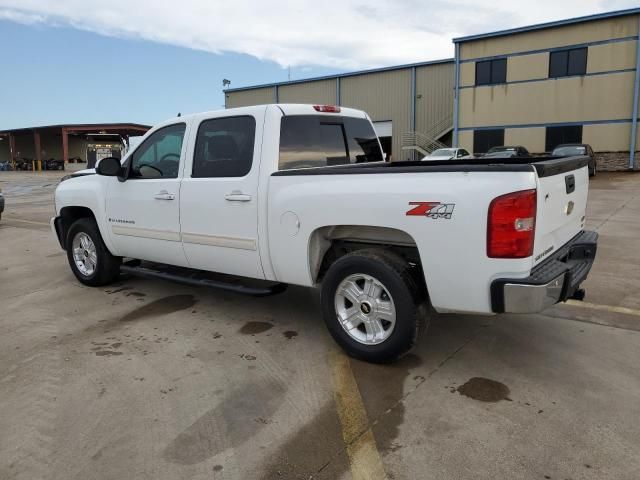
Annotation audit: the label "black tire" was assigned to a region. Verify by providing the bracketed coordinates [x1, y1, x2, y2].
[66, 218, 121, 286]
[321, 249, 429, 363]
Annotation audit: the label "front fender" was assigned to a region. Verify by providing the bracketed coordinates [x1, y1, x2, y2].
[54, 175, 117, 255]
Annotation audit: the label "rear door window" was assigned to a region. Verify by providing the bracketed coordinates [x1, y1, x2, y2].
[279, 115, 383, 170]
[192, 116, 255, 178]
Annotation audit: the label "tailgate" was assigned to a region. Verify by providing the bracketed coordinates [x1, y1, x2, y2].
[532, 156, 590, 266]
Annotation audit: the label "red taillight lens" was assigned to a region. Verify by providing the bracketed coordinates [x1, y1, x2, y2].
[487, 189, 536, 258]
[313, 105, 341, 113]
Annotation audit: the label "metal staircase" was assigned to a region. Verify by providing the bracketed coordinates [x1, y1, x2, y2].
[402, 113, 453, 156]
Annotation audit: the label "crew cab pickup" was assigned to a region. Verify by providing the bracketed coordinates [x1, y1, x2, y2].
[52, 104, 597, 362]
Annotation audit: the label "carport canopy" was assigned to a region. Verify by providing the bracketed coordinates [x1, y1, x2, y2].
[0, 122, 150, 168]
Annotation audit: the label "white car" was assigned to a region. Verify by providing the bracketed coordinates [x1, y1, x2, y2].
[421, 148, 471, 161]
[52, 104, 597, 363]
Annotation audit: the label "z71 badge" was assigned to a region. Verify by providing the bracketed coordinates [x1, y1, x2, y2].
[406, 202, 455, 219]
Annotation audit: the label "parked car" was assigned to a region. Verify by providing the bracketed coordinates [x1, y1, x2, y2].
[52, 104, 597, 363]
[45, 159, 65, 171]
[0, 187, 4, 220]
[421, 148, 471, 161]
[15, 158, 33, 171]
[552, 144, 596, 177]
[483, 146, 530, 159]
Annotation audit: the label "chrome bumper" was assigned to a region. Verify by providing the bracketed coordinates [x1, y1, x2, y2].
[502, 273, 565, 313]
[491, 230, 598, 314]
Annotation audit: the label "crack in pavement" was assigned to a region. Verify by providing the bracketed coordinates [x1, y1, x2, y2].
[593, 192, 640, 232]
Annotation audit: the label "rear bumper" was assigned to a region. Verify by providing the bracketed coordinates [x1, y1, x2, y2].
[491, 230, 598, 313]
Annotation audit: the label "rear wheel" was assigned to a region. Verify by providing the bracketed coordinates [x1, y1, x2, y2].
[589, 160, 596, 177]
[321, 249, 429, 363]
[66, 218, 121, 286]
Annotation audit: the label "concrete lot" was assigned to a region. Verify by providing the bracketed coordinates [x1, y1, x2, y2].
[1, 170, 639, 480]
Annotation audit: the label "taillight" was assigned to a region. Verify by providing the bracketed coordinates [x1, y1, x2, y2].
[313, 105, 341, 113]
[487, 189, 536, 258]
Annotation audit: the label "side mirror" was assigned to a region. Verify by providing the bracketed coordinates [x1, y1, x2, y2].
[95, 157, 122, 176]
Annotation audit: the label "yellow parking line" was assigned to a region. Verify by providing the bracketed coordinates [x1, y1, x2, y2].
[565, 299, 640, 317]
[328, 348, 387, 480]
[3, 217, 50, 226]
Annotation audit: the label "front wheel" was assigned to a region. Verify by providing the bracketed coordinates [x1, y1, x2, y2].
[66, 218, 121, 286]
[321, 249, 428, 363]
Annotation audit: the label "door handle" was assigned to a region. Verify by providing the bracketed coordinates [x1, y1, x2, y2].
[154, 190, 175, 200]
[225, 192, 252, 202]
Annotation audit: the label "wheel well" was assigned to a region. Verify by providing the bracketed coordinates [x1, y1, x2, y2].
[309, 225, 424, 284]
[58, 206, 96, 249]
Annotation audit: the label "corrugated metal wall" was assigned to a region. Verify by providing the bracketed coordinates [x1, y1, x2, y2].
[224, 62, 455, 161]
[225, 87, 275, 108]
[278, 79, 336, 104]
[415, 62, 454, 135]
[340, 69, 412, 161]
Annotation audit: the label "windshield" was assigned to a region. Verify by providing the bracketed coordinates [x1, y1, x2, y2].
[279, 115, 384, 170]
[429, 149, 456, 156]
[552, 146, 586, 156]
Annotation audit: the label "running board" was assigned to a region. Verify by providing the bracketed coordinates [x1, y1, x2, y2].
[120, 262, 287, 297]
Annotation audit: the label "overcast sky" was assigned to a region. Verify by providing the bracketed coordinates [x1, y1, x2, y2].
[0, 0, 637, 129]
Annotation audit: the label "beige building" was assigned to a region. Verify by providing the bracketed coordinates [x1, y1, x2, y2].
[453, 8, 640, 169]
[224, 60, 455, 161]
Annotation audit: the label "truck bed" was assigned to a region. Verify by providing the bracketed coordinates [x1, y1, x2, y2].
[271, 156, 590, 177]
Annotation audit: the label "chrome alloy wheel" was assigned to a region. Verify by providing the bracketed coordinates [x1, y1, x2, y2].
[72, 232, 97, 277]
[334, 273, 397, 345]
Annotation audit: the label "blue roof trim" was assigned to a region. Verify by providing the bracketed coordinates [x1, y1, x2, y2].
[459, 118, 636, 131]
[224, 58, 453, 93]
[453, 7, 640, 43]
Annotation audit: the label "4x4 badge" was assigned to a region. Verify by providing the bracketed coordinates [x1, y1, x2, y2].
[406, 202, 455, 219]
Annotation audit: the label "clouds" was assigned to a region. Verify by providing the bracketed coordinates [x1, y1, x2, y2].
[0, 0, 636, 69]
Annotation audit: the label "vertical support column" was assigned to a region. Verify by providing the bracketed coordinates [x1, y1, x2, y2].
[34, 131, 42, 171]
[453, 42, 461, 147]
[8, 133, 16, 169]
[410, 67, 417, 132]
[629, 15, 640, 169]
[336, 77, 341, 105]
[9, 133, 16, 170]
[410, 67, 417, 161]
[62, 128, 69, 165]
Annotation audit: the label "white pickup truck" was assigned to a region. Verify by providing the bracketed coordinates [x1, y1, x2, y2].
[52, 104, 597, 362]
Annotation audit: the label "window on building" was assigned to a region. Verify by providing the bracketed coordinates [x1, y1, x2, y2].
[192, 116, 256, 178]
[549, 47, 587, 78]
[473, 129, 505, 154]
[475, 58, 507, 85]
[545, 125, 583, 152]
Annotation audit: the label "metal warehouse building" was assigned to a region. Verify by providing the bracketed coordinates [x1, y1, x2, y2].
[0, 123, 150, 170]
[225, 60, 455, 161]
[453, 8, 640, 170]
[225, 7, 640, 171]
